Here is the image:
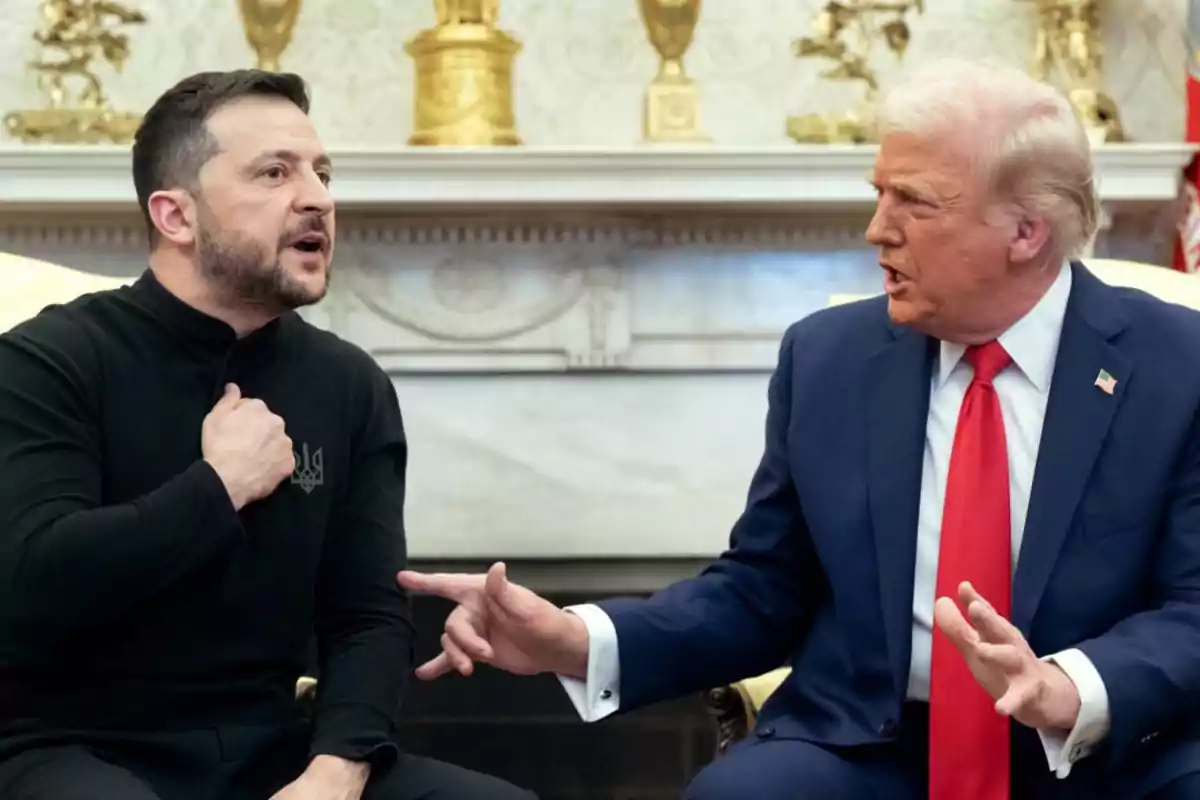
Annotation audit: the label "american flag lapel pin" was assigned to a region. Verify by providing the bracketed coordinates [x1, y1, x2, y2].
[1094, 368, 1117, 395]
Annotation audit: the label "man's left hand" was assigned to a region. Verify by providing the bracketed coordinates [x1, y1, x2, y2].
[934, 580, 1081, 732]
[269, 755, 370, 800]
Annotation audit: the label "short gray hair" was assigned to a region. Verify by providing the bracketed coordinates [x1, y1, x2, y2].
[874, 58, 1099, 260]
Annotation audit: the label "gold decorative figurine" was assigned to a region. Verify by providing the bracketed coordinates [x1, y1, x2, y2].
[786, 0, 923, 144]
[4, 0, 147, 144]
[405, 0, 522, 146]
[236, 0, 302, 72]
[637, 0, 706, 142]
[1028, 0, 1124, 143]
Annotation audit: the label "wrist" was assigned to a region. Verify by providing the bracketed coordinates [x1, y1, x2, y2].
[557, 610, 590, 680]
[203, 459, 247, 511]
[307, 754, 370, 785]
[1046, 662, 1082, 731]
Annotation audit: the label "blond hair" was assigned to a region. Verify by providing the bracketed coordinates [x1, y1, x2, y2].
[874, 58, 1099, 259]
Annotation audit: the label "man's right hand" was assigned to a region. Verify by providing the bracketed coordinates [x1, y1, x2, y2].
[397, 562, 590, 681]
[202, 383, 295, 511]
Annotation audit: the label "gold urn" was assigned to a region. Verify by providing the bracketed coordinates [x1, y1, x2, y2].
[236, 0, 302, 72]
[405, 0, 522, 146]
[637, 0, 706, 142]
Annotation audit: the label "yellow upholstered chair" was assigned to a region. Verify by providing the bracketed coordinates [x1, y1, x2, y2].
[0, 252, 133, 333]
[1085, 258, 1200, 310]
[705, 667, 791, 755]
[704, 257, 1200, 755]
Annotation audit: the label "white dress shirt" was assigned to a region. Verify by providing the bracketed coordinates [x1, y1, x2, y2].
[559, 263, 1110, 778]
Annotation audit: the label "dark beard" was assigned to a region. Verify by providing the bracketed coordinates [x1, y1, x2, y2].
[197, 225, 328, 313]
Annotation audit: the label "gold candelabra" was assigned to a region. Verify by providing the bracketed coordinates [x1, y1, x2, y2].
[637, 0, 706, 143]
[3, 0, 147, 144]
[405, 0, 522, 146]
[1028, 0, 1124, 143]
[786, 0, 923, 144]
[236, 0, 302, 72]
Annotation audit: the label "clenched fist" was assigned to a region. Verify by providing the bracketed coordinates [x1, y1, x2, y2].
[202, 383, 295, 510]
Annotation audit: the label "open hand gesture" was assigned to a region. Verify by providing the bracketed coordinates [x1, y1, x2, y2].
[934, 581, 1081, 732]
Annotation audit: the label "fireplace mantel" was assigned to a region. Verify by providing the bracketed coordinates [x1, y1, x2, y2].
[1, 143, 1193, 569]
[0, 143, 1193, 210]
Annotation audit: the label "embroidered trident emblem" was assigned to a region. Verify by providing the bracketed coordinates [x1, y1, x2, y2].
[292, 442, 324, 494]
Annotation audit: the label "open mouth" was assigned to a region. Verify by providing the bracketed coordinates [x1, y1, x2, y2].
[288, 233, 327, 254]
[881, 264, 911, 292]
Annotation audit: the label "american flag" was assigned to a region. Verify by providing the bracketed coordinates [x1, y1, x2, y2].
[1173, 0, 1200, 272]
[1094, 369, 1117, 395]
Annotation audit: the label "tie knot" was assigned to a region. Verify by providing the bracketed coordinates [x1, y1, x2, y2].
[965, 340, 1011, 384]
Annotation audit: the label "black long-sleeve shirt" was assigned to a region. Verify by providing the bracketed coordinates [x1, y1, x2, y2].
[0, 269, 413, 767]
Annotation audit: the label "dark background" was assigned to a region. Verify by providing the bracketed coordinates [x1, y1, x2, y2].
[394, 593, 718, 800]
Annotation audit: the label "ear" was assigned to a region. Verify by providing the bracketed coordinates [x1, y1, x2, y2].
[147, 189, 198, 247]
[1008, 216, 1052, 264]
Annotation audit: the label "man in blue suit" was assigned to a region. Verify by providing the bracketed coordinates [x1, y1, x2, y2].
[397, 59, 1200, 798]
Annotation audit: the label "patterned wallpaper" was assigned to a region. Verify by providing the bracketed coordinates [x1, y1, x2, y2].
[0, 0, 1191, 148]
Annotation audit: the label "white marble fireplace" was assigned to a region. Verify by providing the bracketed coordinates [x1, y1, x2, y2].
[0, 143, 1193, 589]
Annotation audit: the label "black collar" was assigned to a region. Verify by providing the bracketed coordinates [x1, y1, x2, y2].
[128, 269, 289, 358]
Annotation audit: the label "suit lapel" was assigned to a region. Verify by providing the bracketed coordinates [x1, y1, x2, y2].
[866, 326, 934, 693]
[1012, 263, 1130, 634]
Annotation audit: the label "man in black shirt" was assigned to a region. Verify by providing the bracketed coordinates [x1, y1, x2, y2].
[0, 71, 533, 800]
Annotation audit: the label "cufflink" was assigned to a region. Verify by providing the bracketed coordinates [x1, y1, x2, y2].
[600, 688, 612, 700]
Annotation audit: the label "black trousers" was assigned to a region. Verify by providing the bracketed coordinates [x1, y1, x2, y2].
[0, 721, 536, 800]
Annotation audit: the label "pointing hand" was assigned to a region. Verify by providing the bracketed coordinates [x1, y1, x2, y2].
[397, 562, 590, 680]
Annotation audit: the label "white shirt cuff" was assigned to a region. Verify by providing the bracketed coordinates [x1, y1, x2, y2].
[1037, 648, 1111, 778]
[555, 603, 621, 722]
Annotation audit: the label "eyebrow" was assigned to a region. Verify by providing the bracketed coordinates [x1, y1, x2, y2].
[871, 176, 944, 202]
[252, 149, 332, 172]
[894, 179, 936, 197]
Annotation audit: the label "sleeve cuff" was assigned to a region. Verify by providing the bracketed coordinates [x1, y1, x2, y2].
[1037, 647, 1111, 779]
[309, 703, 400, 771]
[556, 603, 621, 722]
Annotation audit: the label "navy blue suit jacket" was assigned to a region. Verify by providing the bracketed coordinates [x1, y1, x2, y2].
[598, 262, 1200, 776]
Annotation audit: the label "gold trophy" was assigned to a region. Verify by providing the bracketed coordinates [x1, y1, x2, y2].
[3, 0, 147, 144]
[1028, 0, 1124, 143]
[637, 0, 706, 142]
[236, 0, 302, 72]
[786, 0, 923, 144]
[405, 0, 522, 146]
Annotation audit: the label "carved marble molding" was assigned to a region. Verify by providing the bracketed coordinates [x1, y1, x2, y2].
[0, 204, 1184, 374]
[292, 212, 874, 372]
[1, 144, 1192, 209]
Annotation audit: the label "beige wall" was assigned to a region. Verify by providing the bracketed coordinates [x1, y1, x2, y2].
[0, 0, 1189, 148]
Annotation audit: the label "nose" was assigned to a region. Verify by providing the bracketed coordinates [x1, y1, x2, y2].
[865, 197, 900, 247]
[296, 169, 334, 217]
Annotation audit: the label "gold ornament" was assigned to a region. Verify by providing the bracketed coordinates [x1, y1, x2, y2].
[786, 0, 923, 144]
[236, 0, 302, 72]
[3, 0, 147, 144]
[637, 0, 706, 143]
[405, 0, 522, 146]
[1028, 0, 1124, 143]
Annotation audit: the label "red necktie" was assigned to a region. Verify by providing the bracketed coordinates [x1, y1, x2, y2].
[929, 341, 1012, 800]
